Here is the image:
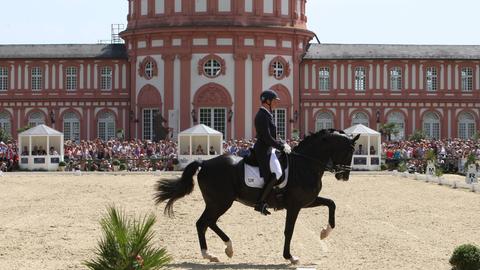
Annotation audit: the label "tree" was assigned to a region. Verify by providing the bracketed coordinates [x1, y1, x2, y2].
[17, 125, 33, 134]
[0, 127, 11, 142]
[380, 122, 399, 141]
[408, 129, 426, 142]
[84, 206, 172, 270]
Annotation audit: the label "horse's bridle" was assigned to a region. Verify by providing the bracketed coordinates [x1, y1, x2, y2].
[290, 151, 352, 174]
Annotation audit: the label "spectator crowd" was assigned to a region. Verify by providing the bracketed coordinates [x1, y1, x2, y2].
[1, 135, 480, 173]
[382, 138, 480, 174]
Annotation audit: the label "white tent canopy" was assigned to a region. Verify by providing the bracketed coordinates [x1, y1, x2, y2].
[177, 124, 223, 168]
[18, 124, 64, 171]
[344, 124, 380, 136]
[344, 124, 381, 170]
[19, 125, 63, 136]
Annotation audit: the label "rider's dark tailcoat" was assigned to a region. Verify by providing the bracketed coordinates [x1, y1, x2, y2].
[254, 107, 284, 178]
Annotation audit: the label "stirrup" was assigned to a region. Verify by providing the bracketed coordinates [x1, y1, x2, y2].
[254, 203, 271, 215]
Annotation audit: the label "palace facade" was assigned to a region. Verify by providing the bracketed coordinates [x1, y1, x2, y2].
[0, 0, 479, 141]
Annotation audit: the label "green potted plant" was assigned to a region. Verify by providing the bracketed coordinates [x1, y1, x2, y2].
[116, 129, 124, 140]
[84, 206, 172, 270]
[449, 244, 480, 270]
[58, 161, 66, 171]
[112, 159, 121, 171]
[292, 128, 300, 140]
[119, 163, 127, 171]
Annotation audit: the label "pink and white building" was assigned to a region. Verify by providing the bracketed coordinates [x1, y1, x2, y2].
[0, 0, 479, 141]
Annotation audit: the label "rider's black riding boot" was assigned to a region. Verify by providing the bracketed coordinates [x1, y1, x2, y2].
[254, 174, 277, 215]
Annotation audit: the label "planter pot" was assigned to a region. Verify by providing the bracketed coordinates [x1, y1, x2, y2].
[58, 166, 65, 172]
[113, 165, 120, 171]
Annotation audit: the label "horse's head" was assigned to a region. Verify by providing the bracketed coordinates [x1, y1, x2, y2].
[294, 129, 360, 181]
[330, 133, 360, 181]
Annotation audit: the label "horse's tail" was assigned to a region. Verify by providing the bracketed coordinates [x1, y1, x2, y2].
[154, 161, 202, 217]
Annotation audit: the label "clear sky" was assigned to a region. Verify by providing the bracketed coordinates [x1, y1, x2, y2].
[1, 0, 479, 45]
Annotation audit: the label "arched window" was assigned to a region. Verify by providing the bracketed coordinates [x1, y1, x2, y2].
[139, 57, 158, 80]
[63, 112, 80, 142]
[203, 59, 221, 78]
[198, 55, 226, 78]
[387, 112, 405, 141]
[269, 56, 290, 80]
[352, 112, 369, 127]
[315, 112, 334, 131]
[272, 109, 286, 140]
[97, 112, 116, 141]
[0, 112, 11, 135]
[28, 112, 45, 127]
[423, 112, 440, 139]
[199, 108, 227, 138]
[458, 112, 476, 139]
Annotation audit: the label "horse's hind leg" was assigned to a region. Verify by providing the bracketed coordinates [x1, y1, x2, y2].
[196, 201, 233, 262]
[210, 223, 234, 258]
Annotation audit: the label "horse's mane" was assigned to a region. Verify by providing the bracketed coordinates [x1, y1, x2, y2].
[294, 129, 347, 152]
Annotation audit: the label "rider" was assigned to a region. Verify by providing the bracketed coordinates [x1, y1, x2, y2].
[253, 89, 291, 215]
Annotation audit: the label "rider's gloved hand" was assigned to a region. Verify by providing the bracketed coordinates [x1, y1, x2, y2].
[283, 143, 292, 154]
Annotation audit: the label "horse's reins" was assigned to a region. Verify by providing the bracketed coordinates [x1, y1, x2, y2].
[290, 151, 352, 174]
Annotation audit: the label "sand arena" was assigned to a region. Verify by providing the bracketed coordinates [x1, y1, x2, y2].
[0, 172, 479, 270]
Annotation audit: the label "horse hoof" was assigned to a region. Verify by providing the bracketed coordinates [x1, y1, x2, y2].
[320, 229, 328, 239]
[225, 241, 233, 258]
[202, 249, 220, 262]
[225, 247, 233, 258]
[209, 256, 220, 262]
[320, 225, 333, 240]
[289, 256, 300, 265]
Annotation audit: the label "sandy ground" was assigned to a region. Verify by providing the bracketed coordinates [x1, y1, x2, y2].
[0, 172, 479, 270]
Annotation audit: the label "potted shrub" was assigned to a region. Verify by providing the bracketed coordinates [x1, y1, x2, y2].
[112, 159, 121, 171]
[58, 161, 66, 171]
[116, 129, 124, 140]
[449, 244, 480, 270]
[84, 206, 172, 270]
[119, 163, 127, 171]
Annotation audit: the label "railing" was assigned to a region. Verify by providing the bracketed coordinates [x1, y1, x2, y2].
[62, 157, 179, 172]
[383, 157, 468, 174]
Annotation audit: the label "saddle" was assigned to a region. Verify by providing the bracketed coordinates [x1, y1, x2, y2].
[242, 148, 289, 189]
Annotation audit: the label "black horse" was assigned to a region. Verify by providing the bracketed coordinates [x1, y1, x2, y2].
[154, 129, 360, 264]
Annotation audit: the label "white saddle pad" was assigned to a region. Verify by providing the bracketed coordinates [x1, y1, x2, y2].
[244, 149, 288, 189]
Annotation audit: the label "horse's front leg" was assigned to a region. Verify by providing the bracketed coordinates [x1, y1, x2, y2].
[283, 207, 301, 264]
[304, 197, 336, 239]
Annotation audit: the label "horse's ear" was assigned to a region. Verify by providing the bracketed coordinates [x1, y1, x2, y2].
[352, 134, 361, 142]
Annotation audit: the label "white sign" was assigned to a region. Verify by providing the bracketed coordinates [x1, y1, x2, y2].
[426, 160, 436, 176]
[465, 164, 478, 184]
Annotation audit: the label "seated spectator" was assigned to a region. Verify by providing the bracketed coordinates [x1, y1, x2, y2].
[238, 144, 250, 158]
[38, 146, 47, 155]
[49, 146, 59, 156]
[21, 146, 29, 155]
[195, 145, 205, 155]
[209, 146, 217, 155]
[369, 146, 376, 155]
[32, 146, 39, 156]
[355, 144, 364, 155]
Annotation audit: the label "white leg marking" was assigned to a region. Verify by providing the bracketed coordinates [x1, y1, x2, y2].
[201, 249, 220, 262]
[289, 255, 300, 265]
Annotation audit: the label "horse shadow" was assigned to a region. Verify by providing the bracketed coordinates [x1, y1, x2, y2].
[168, 262, 303, 269]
